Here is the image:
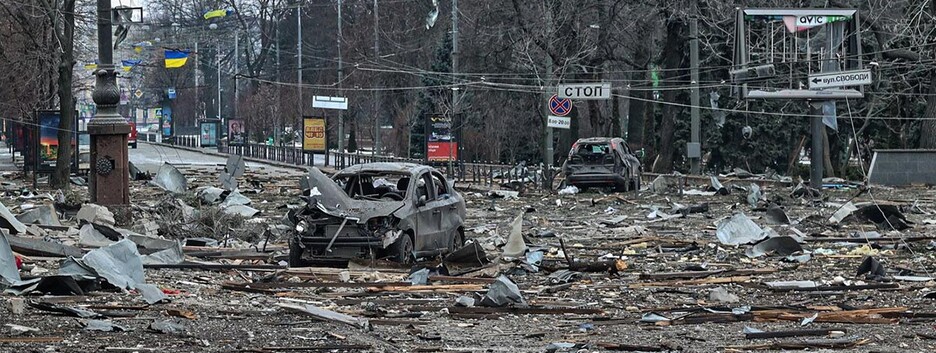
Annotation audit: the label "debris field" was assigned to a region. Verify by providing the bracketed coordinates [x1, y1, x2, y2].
[3, 161, 936, 352]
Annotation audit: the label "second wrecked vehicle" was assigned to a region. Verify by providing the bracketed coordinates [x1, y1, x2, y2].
[288, 163, 467, 266]
[562, 137, 641, 192]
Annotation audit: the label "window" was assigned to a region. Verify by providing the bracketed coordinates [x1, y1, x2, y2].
[431, 172, 448, 199]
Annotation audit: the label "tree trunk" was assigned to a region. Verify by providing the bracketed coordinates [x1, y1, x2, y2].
[51, 0, 76, 190]
[919, 71, 936, 148]
[821, 126, 834, 177]
[653, 17, 686, 173]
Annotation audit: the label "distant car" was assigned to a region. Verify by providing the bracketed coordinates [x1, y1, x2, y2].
[128, 121, 138, 149]
[288, 163, 467, 266]
[562, 137, 641, 192]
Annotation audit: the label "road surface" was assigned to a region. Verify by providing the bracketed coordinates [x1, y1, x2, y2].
[129, 142, 302, 175]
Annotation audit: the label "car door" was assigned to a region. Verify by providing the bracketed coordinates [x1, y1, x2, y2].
[430, 172, 460, 246]
[412, 172, 441, 252]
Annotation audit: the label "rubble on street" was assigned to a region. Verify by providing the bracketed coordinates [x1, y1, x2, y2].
[2, 162, 936, 352]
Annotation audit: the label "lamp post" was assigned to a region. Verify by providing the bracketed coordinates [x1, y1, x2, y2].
[90, 0, 131, 222]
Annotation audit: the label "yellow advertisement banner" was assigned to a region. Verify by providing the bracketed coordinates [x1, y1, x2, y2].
[303, 117, 326, 152]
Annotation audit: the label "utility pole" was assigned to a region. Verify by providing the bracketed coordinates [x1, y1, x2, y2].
[217, 39, 221, 121]
[337, 0, 345, 152]
[295, 5, 302, 147]
[373, 0, 380, 155]
[450, 0, 459, 174]
[543, 1, 554, 171]
[194, 41, 199, 124]
[233, 28, 239, 140]
[689, 0, 701, 175]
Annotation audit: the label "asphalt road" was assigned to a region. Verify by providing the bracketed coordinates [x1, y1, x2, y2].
[129, 142, 302, 175]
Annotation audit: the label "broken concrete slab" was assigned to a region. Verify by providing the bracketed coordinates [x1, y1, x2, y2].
[76, 204, 116, 227]
[151, 162, 187, 194]
[5, 233, 83, 258]
[0, 201, 27, 234]
[715, 213, 767, 246]
[709, 287, 740, 303]
[16, 204, 61, 226]
[149, 319, 185, 334]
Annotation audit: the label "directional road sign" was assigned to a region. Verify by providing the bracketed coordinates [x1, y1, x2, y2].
[312, 96, 349, 110]
[548, 95, 572, 116]
[809, 69, 872, 90]
[547, 115, 570, 129]
[557, 82, 611, 100]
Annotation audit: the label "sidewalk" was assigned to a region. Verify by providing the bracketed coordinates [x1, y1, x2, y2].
[0, 142, 21, 172]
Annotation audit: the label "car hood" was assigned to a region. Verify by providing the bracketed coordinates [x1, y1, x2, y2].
[306, 167, 406, 222]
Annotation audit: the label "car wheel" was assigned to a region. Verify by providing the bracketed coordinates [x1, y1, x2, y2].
[390, 233, 414, 264]
[449, 228, 465, 253]
[613, 183, 628, 193]
[131, 142, 138, 149]
[288, 237, 306, 268]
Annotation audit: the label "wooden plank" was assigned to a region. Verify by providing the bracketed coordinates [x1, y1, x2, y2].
[276, 303, 368, 328]
[448, 306, 603, 315]
[0, 336, 64, 343]
[745, 328, 846, 339]
[366, 284, 484, 293]
[629, 276, 751, 288]
[229, 281, 410, 289]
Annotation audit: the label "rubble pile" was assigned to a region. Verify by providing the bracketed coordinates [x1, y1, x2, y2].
[1, 165, 936, 352]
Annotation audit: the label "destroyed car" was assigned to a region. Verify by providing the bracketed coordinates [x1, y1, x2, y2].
[562, 137, 641, 192]
[288, 163, 467, 265]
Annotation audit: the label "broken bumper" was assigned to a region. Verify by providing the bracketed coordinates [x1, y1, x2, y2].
[566, 173, 629, 187]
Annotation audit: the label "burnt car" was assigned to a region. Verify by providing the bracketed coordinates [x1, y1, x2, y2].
[562, 137, 641, 192]
[288, 163, 467, 266]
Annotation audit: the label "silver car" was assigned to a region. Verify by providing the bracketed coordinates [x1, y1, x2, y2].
[289, 163, 467, 266]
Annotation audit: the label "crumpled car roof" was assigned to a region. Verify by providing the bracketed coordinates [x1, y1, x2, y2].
[575, 137, 615, 144]
[333, 162, 427, 177]
[307, 166, 407, 222]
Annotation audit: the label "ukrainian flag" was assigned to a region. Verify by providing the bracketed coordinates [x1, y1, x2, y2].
[121, 59, 141, 72]
[203, 9, 232, 20]
[164, 50, 189, 69]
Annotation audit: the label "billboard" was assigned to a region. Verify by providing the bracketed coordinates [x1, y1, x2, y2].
[302, 117, 326, 152]
[228, 119, 245, 146]
[36, 110, 77, 172]
[425, 114, 458, 161]
[199, 120, 219, 147]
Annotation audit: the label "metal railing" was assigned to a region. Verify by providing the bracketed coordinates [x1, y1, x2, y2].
[165, 137, 554, 190]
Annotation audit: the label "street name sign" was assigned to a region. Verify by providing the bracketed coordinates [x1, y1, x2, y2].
[808, 69, 872, 90]
[547, 115, 570, 129]
[557, 82, 611, 100]
[312, 96, 349, 110]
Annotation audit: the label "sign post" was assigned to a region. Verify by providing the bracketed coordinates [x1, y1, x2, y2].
[808, 69, 872, 90]
[557, 82, 611, 100]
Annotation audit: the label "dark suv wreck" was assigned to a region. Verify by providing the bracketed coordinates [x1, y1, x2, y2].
[288, 163, 467, 266]
[562, 137, 641, 192]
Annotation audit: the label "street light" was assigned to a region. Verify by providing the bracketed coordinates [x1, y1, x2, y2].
[89, 0, 131, 221]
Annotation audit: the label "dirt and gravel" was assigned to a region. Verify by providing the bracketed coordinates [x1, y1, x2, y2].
[3, 162, 936, 353]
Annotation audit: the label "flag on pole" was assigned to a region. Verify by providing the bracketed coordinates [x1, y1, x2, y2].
[164, 50, 190, 69]
[203, 9, 233, 19]
[121, 59, 141, 72]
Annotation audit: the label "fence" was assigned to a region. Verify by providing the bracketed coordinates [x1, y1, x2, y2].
[158, 136, 555, 190]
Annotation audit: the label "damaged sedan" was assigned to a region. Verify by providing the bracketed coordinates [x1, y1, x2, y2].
[288, 163, 467, 266]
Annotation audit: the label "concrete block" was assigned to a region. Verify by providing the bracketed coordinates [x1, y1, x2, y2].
[8, 297, 25, 315]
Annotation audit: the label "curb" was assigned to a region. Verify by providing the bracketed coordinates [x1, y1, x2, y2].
[141, 141, 312, 172]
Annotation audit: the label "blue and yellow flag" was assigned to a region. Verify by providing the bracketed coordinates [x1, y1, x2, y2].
[84, 62, 98, 70]
[203, 9, 233, 19]
[121, 59, 141, 72]
[164, 50, 189, 69]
